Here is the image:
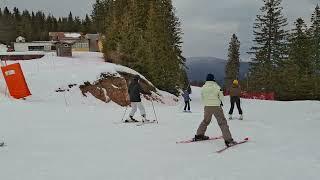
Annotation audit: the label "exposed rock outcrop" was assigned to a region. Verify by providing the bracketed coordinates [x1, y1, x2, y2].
[79, 72, 167, 106]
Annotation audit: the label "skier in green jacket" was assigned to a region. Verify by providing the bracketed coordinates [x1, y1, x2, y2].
[194, 74, 237, 147]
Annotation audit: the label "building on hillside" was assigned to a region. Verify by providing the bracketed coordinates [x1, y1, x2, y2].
[49, 32, 89, 52]
[14, 41, 56, 52]
[12, 33, 101, 54]
[0, 44, 8, 52]
[55, 41, 73, 57]
[49, 32, 82, 41]
[72, 39, 90, 52]
[49, 32, 101, 52]
[86, 34, 100, 52]
[2, 37, 48, 60]
[16, 36, 26, 43]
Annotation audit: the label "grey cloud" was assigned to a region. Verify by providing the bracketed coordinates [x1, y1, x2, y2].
[173, 0, 317, 59]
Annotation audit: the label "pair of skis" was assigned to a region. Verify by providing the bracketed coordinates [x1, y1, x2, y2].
[176, 136, 223, 144]
[215, 137, 249, 153]
[136, 120, 158, 126]
[119, 119, 158, 126]
[229, 117, 243, 120]
[176, 136, 249, 153]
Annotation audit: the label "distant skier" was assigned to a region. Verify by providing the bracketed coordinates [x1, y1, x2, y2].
[126, 75, 151, 123]
[228, 80, 243, 120]
[194, 74, 237, 147]
[182, 89, 191, 112]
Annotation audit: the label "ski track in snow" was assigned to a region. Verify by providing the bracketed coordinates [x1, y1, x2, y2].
[0, 52, 319, 180]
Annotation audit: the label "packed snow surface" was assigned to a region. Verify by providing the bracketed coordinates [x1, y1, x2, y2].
[0, 52, 319, 180]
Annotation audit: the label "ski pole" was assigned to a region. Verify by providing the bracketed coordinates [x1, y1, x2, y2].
[151, 100, 158, 123]
[121, 106, 128, 122]
[63, 90, 69, 107]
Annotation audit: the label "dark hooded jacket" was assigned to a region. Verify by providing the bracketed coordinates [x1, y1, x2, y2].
[128, 76, 150, 102]
[182, 90, 191, 102]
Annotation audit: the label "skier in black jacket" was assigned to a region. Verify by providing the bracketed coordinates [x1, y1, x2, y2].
[127, 75, 151, 122]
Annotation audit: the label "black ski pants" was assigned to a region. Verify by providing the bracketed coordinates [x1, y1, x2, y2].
[228, 96, 243, 115]
[184, 101, 190, 111]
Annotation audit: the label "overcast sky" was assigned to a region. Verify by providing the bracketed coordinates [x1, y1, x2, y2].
[1, 0, 319, 60]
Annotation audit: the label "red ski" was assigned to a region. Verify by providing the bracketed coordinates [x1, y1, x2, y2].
[216, 137, 249, 153]
[176, 136, 223, 144]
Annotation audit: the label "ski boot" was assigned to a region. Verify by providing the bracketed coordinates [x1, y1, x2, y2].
[225, 139, 237, 147]
[141, 114, 150, 123]
[193, 134, 210, 141]
[239, 114, 243, 120]
[125, 116, 139, 123]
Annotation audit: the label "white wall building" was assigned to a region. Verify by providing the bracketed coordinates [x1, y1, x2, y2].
[14, 42, 55, 52]
[0, 44, 8, 52]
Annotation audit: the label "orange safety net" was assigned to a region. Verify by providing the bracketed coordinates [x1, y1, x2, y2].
[1, 63, 31, 99]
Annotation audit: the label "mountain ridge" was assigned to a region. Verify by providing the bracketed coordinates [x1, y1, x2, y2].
[185, 57, 250, 86]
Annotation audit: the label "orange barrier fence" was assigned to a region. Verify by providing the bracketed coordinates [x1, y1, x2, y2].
[1, 63, 31, 99]
[224, 91, 275, 100]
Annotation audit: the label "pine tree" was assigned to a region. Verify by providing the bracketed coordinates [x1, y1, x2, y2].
[92, 0, 113, 33]
[144, 0, 163, 82]
[57, 18, 62, 31]
[99, 0, 146, 63]
[61, 17, 69, 32]
[13, 7, 22, 38]
[0, 7, 16, 44]
[144, 0, 185, 94]
[225, 34, 241, 89]
[279, 18, 314, 100]
[35, 11, 47, 40]
[288, 18, 313, 74]
[0, 7, 96, 43]
[21, 10, 33, 41]
[67, 12, 75, 32]
[13, 7, 21, 21]
[248, 0, 288, 93]
[74, 16, 82, 31]
[310, 5, 320, 99]
[310, 5, 320, 73]
[101, 0, 125, 62]
[119, 0, 149, 70]
[1, 6, 97, 44]
[82, 14, 94, 33]
[52, 16, 58, 32]
[92, 0, 103, 32]
[3, 7, 10, 17]
[163, 0, 186, 83]
[93, 0, 185, 94]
